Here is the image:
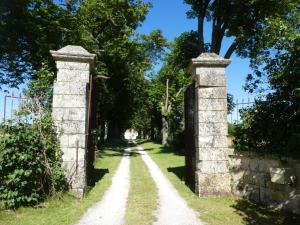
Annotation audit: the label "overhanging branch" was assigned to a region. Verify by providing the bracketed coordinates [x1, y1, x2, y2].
[224, 41, 238, 59]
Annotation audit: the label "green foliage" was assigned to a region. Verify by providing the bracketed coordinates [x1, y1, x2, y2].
[227, 93, 235, 114]
[233, 7, 300, 156]
[228, 123, 236, 137]
[233, 98, 300, 156]
[0, 114, 66, 209]
[183, 0, 298, 58]
[0, 0, 77, 87]
[0, 65, 67, 209]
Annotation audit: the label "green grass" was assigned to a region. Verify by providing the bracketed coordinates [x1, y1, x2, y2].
[139, 141, 300, 225]
[0, 140, 126, 225]
[124, 146, 158, 225]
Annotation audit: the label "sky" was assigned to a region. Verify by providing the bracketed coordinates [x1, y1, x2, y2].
[0, 0, 256, 121]
[136, 0, 256, 103]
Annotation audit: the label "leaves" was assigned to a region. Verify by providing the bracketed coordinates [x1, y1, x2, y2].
[0, 114, 67, 209]
[233, 6, 300, 156]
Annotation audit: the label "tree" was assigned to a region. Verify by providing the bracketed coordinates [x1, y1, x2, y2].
[0, 0, 83, 87]
[183, 0, 298, 58]
[233, 6, 300, 155]
[153, 30, 235, 145]
[150, 0, 297, 146]
[0, 0, 167, 141]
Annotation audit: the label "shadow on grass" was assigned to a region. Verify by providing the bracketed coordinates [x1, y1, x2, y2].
[96, 139, 139, 158]
[140, 140, 185, 157]
[231, 199, 300, 225]
[93, 168, 109, 183]
[167, 166, 185, 181]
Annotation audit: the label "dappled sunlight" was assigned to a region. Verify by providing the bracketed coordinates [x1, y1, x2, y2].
[231, 199, 300, 225]
[139, 141, 300, 225]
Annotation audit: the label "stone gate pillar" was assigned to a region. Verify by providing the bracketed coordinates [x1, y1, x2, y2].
[50, 45, 96, 197]
[188, 53, 231, 196]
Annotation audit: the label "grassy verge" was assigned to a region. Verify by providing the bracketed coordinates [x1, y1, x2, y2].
[139, 141, 300, 225]
[124, 146, 158, 225]
[0, 140, 126, 225]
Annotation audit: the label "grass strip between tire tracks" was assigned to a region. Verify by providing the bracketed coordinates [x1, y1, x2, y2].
[124, 145, 158, 225]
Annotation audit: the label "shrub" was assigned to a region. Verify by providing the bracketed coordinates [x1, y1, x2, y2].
[0, 114, 66, 209]
[233, 98, 300, 157]
[228, 123, 236, 137]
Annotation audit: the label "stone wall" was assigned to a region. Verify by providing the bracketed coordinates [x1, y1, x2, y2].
[229, 151, 300, 215]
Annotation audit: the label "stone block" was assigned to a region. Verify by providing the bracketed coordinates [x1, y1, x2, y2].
[56, 61, 90, 71]
[53, 94, 87, 108]
[257, 158, 269, 172]
[249, 159, 260, 171]
[260, 187, 272, 204]
[252, 172, 266, 186]
[198, 98, 227, 111]
[243, 171, 256, 185]
[231, 170, 245, 183]
[197, 135, 228, 148]
[58, 134, 86, 148]
[197, 87, 227, 99]
[61, 147, 85, 162]
[63, 160, 86, 188]
[196, 67, 226, 77]
[270, 189, 286, 203]
[195, 73, 226, 87]
[240, 158, 250, 170]
[198, 110, 227, 123]
[56, 69, 90, 82]
[53, 107, 86, 121]
[68, 134, 86, 148]
[55, 120, 86, 134]
[197, 147, 229, 160]
[246, 184, 260, 202]
[229, 156, 242, 170]
[59, 134, 69, 148]
[197, 160, 229, 173]
[198, 122, 228, 135]
[270, 167, 292, 184]
[54, 81, 87, 95]
[196, 172, 231, 196]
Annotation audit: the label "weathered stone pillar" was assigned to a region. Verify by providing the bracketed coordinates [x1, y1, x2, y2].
[188, 53, 231, 196]
[50, 45, 96, 197]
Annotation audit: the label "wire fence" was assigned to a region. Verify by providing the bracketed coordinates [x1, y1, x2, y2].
[228, 98, 256, 124]
[1, 91, 29, 123]
[1, 89, 257, 125]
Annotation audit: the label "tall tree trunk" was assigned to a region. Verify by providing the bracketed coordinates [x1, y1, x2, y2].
[198, 15, 205, 53]
[107, 121, 120, 140]
[162, 116, 169, 145]
[99, 121, 105, 144]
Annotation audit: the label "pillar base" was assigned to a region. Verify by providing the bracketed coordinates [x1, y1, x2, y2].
[195, 171, 231, 196]
[71, 188, 85, 199]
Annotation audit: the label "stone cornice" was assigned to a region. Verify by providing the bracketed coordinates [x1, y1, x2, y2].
[188, 53, 231, 74]
[50, 45, 96, 64]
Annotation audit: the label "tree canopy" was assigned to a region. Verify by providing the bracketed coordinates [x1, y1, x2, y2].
[233, 5, 300, 155]
[183, 0, 298, 58]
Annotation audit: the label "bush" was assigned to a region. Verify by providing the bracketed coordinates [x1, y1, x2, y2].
[233, 98, 300, 157]
[228, 123, 236, 137]
[0, 114, 66, 209]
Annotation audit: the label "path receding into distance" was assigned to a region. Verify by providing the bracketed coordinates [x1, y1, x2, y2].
[136, 144, 203, 225]
[75, 148, 131, 225]
[74, 143, 203, 225]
